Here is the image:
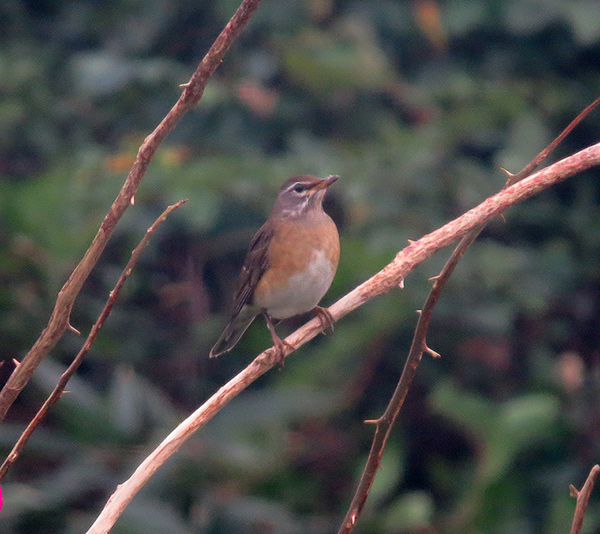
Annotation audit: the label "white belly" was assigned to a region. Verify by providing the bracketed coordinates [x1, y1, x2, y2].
[262, 250, 336, 319]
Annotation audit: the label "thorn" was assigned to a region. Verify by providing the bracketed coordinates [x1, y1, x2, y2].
[364, 419, 379, 424]
[416, 309, 423, 315]
[425, 344, 441, 358]
[67, 323, 81, 335]
[398, 278, 405, 289]
[62, 390, 71, 395]
[12, 358, 20, 367]
[570, 484, 579, 498]
[429, 274, 441, 282]
[130, 195, 135, 206]
[500, 167, 517, 187]
[499, 213, 507, 223]
[407, 239, 417, 245]
[179, 81, 191, 88]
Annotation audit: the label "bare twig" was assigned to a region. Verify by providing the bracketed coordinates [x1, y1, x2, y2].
[570, 465, 600, 534]
[0, 0, 263, 425]
[337, 97, 600, 533]
[506, 94, 600, 185]
[87, 142, 600, 534]
[0, 200, 188, 483]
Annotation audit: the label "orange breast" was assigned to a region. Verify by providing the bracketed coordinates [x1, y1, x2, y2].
[253, 216, 339, 317]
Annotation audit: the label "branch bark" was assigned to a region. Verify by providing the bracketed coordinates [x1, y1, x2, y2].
[0, 200, 187, 482]
[0, 0, 263, 425]
[570, 464, 600, 534]
[87, 142, 600, 533]
[336, 96, 600, 533]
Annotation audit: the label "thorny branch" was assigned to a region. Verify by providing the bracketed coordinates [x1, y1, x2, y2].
[2, 0, 598, 528]
[0, 0, 263, 425]
[0, 200, 188, 483]
[88, 140, 600, 533]
[336, 95, 600, 534]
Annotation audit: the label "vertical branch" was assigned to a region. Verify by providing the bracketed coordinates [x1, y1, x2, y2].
[0, 0, 264, 425]
[570, 465, 600, 534]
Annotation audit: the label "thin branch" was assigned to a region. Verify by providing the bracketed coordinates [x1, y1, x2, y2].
[0, 200, 188, 483]
[570, 465, 600, 534]
[0, 0, 263, 426]
[87, 142, 600, 534]
[337, 228, 479, 533]
[336, 98, 600, 533]
[506, 94, 600, 185]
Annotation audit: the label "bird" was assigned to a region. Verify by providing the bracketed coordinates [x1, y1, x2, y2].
[210, 174, 340, 364]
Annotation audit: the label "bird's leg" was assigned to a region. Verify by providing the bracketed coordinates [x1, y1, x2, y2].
[313, 306, 335, 333]
[263, 312, 294, 365]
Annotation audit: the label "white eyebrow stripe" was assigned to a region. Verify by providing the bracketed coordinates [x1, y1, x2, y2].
[285, 181, 310, 193]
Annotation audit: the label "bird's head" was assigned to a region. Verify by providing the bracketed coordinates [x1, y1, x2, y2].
[273, 174, 339, 218]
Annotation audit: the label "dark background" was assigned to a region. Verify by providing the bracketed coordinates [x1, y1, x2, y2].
[1, 1, 600, 532]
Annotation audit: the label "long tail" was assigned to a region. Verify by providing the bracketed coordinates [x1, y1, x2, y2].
[209, 312, 256, 358]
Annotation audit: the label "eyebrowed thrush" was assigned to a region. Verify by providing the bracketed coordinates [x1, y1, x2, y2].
[210, 175, 340, 363]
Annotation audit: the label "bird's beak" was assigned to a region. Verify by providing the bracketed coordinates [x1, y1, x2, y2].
[311, 175, 340, 191]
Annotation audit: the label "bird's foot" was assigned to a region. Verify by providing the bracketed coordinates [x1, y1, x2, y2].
[313, 306, 335, 333]
[264, 312, 294, 366]
[270, 335, 294, 366]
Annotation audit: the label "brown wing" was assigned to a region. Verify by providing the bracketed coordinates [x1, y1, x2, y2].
[231, 221, 273, 317]
[209, 222, 276, 358]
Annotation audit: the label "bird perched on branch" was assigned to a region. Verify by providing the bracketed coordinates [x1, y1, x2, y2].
[210, 174, 340, 364]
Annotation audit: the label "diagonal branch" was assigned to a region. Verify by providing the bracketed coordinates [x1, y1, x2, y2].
[506, 95, 600, 185]
[336, 96, 600, 533]
[87, 141, 600, 534]
[336, 229, 479, 533]
[0, 0, 263, 426]
[0, 200, 188, 483]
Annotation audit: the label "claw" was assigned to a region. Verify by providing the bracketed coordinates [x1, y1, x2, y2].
[313, 306, 335, 333]
[264, 312, 294, 366]
[270, 337, 294, 366]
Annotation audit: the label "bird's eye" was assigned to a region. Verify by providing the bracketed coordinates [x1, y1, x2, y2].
[293, 183, 305, 193]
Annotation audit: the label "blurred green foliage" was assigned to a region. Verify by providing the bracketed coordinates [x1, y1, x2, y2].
[1, 0, 600, 532]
